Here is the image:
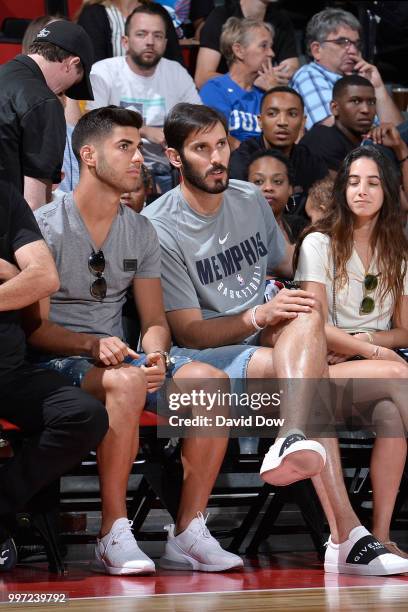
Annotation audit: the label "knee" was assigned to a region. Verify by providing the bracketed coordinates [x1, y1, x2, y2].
[385, 363, 408, 379]
[104, 366, 147, 408]
[372, 399, 404, 435]
[177, 361, 229, 381]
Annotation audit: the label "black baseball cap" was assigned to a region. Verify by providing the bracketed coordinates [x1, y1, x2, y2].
[34, 20, 94, 100]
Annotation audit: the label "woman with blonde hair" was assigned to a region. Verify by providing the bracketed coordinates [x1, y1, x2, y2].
[295, 145, 408, 560]
[200, 16, 278, 150]
[77, 0, 182, 64]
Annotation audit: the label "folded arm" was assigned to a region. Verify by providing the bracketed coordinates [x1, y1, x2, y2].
[0, 240, 59, 312]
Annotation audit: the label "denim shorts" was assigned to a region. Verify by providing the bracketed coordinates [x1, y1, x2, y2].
[169, 344, 259, 381]
[34, 353, 192, 410]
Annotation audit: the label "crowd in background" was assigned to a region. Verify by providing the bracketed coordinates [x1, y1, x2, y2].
[1, 0, 408, 579]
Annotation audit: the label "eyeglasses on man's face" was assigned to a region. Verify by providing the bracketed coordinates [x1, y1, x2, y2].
[321, 37, 363, 52]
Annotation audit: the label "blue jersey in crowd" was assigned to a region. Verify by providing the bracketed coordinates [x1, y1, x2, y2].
[200, 74, 263, 142]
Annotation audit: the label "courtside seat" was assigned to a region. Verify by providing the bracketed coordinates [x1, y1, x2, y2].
[0, 418, 66, 574]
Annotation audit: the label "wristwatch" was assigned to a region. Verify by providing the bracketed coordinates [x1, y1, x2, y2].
[153, 350, 172, 371]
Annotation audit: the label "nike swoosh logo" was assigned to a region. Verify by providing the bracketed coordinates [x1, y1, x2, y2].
[0, 550, 9, 564]
[219, 232, 230, 245]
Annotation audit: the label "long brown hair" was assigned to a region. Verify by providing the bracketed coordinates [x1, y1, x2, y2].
[294, 146, 408, 308]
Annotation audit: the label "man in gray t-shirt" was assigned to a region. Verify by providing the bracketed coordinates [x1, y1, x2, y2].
[144, 179, 286, 320]
[143, 104, 408, 577]
[24, 106, 243, 576]
[144, 103, 328, 484]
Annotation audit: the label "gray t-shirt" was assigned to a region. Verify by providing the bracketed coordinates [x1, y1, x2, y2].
[35, 192, 161, 339]
[142, 179, 286, 319]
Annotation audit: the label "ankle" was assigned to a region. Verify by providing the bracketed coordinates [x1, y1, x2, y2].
[100, 515, 128, 538]
[175, 511, 203, 535]
[333, 521, 362, 544]
[372, 530, 389, 543]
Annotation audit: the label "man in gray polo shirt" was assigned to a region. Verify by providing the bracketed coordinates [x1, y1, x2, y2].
[143, 103, 408, 576]
[24, 106, 242, 575]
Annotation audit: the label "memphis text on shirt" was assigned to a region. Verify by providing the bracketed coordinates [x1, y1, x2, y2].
[196, 232, 267, 299]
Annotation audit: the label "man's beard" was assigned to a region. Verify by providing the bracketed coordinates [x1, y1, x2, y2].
[128, 49, 162, 69]
[180, 153, 229, 194]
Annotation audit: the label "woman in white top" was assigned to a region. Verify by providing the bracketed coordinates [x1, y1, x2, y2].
[295, 145, 408, 557]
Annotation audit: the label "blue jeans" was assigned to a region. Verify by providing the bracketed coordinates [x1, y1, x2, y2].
[34, 353, 192, 410]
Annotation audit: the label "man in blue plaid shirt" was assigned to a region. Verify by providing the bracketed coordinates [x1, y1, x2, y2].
[291, 8, 402, 130]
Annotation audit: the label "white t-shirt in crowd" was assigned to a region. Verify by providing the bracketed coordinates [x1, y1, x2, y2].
[87, 56, 201, 168]
[295, 231, 408, 333]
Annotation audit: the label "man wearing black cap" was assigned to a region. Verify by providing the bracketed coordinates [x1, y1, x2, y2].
[0, 20, 94, 210]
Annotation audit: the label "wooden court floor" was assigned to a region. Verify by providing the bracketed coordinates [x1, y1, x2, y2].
[1, 553, 408, 611]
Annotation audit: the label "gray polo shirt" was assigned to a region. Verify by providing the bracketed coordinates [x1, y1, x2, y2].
[35, 192, 161, 339]
[142, 179, 286, 319]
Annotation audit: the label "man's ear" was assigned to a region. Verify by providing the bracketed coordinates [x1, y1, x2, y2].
[121, 35, 129, 52]
[310, 41, 321, 61]
[330, 99, 339, 118]
[257, 114, 263, 131]
[166, 147, 182, 169]
[80, 144, 96, 168]
[66, 56, 81, 72]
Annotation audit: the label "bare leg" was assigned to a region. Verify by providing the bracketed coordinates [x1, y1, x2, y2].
[82, 365, 146, 536]
[261, 309, 329, 435]
[312, 438, 361, 543]
[370, 400, 407, 542]
[172, 363, 230, 534]
[332, 359, 408, 431]
[315, 360, 408, 544]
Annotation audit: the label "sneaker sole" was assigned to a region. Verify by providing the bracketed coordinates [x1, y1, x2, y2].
[159, 554, 243, 572]
[260, 448, 325, 486]
[325, 561, 408, 576]
[91, 559, 156, 575]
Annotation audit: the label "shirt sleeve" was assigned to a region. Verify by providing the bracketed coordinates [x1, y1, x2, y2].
[87, 68, 112, 110]
[6, 183, 44, 252]
[190, 0, 214, 21]
[135, 218, 162, 279]
[151, 219, 201, 312]
[403, 268, 408, 295]
[291, 67, 332, 130]
[294, 233, 329, 284]
[20, 98, 66, 183]
[175, 65, 202, 104]
[199, 80, 230, 121]
[199, 7, 225, 51]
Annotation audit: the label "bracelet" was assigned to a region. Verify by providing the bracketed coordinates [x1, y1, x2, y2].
[250, 305, 266, 331]
[397, 154, 408, 164]
[370, 345, 381, 360]
[365, 331, 374, 344]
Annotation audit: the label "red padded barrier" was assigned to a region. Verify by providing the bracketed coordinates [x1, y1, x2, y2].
[0, 1, 45, 24]
[0, 418, 20, 432]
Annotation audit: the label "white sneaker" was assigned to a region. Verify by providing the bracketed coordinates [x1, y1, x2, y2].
[92, 518, 155, 575]
[159, 512, 244, 572]
[325, 526, 408, 575]
[260, 433, 326, 486]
